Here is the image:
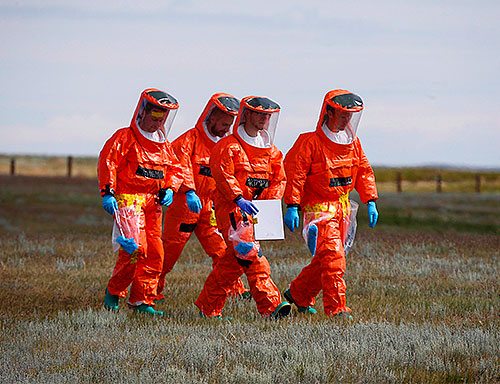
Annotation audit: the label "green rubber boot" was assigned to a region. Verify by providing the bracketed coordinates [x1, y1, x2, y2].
[239, 290, 252, 301]
[270, 301, 291, 320]
[134, 304, 164, 317]
[334, 311, 354, 321]
[283, 288, 317, 315]
[104, 288, 119, 311]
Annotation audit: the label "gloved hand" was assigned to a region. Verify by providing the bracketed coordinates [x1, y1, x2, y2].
[307, 224, 318, 256]
[186, 190, 202, 213]
[367, 201, 378, 228]
[102, 195, 118, 215]
[235, 242, 254, 255]
[284, 206, 299, 232]
[235, 197, 259, 215]
[116, 235, 139, 255]
[159, 188, 174, 207]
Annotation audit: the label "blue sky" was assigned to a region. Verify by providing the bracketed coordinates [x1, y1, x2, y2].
[1, 1, 499, 167]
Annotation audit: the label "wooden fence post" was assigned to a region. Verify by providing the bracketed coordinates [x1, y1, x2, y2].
[67, 156, 73, 178]
[10, 158, 15, 176]
[436, 174, 442, 193]
[396, 172, 402, 193]
[475, 174, 481, 193]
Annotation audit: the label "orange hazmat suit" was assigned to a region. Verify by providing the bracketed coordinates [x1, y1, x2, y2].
[98, 88, 183, 307]
[195, 96, 287, 318]
[157, 93, 247, 300]
[284, 89, 378, 316]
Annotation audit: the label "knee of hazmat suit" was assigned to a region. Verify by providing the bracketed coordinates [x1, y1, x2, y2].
[98, 88, 184, 304]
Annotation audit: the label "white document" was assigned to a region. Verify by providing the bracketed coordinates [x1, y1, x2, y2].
[252, 199, 284, 240]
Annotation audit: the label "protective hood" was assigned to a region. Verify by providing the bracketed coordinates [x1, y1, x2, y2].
[195, 92, 240, 141]
[131, 88, 179, 143]
[234, 96, 280, 148]
[316, 89, 363, 145]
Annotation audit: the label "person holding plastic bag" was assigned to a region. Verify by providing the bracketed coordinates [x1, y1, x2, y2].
[156, 93, 249, 302]
[195, 96, 291, 320]
[98, 88, 184, 316]
[283, 89, 379, 319]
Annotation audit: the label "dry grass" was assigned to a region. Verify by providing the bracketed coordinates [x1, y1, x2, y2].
[0, 175, 498, 383]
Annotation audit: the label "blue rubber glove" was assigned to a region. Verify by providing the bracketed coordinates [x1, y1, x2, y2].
[235, 197, 259, 215]
[307, 224, 318, 256]
[235, 242, 254, 255]
[367, 201, 378, 228]
[159, 188, 174, 207]
[186, 190, 202, 213]
[116, 235, 139, 255]
[102, 195, 118, 215]
[284, 206, 300, 232]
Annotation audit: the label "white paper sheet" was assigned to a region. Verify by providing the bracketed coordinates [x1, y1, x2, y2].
[252, 199, 284, 240]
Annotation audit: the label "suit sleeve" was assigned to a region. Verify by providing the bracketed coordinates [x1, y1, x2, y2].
[172, 129, 196, 192]
[354, 139, 378, 203]
[97, 128, 130, 196]
[210, 141, 244, 202]
[266, 147, 286, 199]
[284, 134, 313, 206]
[163, 142, 184, 193]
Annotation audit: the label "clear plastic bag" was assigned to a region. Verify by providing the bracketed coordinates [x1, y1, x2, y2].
[111, 204, 141, 253]
[302, 199, 359, 256]
[343, 200, 358, 255]
[228, 214, 260, 260]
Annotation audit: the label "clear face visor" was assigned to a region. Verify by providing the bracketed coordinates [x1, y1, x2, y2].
[324, 108, 362, 144]
[136, 100, 178, 139]
[323, 93, 363, 144]
[241, 107, 280, 146]
[240, 97, 280, 146]
[204, 106, 237, 138]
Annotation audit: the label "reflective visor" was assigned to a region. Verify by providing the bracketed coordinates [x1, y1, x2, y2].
[330, 93, 363, 112]
[216, 96, 240, 114]
[246, 97, 280, 112]
[146, 90, 179, 109]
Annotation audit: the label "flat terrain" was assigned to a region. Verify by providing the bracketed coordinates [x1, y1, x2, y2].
[0, 175, 498, 383]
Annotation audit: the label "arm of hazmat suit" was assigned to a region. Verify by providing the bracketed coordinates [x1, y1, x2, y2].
[171, 129, 197, 193]
[354, 140, 378, 204]
[209, 141, 245, 203]
[97, 128, 132, 198]
[266, 147, 287, 199]
[283, 134, 314, 207]
[160, 142, 184, 196]
[353, 140, 379, 228]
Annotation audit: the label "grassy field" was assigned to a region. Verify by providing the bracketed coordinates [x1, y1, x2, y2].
[0, 175, 498, 383]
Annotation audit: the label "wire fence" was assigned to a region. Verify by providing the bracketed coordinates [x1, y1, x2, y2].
[1, 155, 499, 193]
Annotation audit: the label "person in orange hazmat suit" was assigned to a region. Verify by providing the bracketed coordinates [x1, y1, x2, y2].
[98, 88, 184, 316]
[282, 89, 379, 319]
[156, 93, 249, 302]
[194, 96, 292, 319]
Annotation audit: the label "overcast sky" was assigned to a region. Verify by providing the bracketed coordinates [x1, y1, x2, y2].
[1, 0, 499, 167]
